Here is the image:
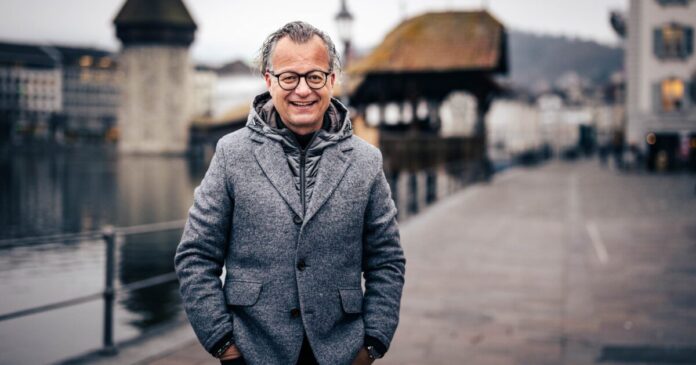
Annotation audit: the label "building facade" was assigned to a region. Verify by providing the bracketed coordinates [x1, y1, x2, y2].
[0, 43, 62, 143]
[626, 0, 696, 170]
[55, 46, 120, 141]
[0, 42, 120, 145]
[191, 65, 217, 119]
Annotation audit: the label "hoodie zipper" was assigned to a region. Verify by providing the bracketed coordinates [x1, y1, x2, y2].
[300, 151, 306, 215]
[298, 132, 318, 215]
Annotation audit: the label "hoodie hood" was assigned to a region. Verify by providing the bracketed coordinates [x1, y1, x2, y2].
[246, 91, 353, 144]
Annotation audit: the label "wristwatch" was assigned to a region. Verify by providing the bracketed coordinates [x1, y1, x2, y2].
[365, 345, 384, 360]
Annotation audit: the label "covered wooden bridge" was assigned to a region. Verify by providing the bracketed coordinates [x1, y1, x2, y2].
[347, 10, 508, 179]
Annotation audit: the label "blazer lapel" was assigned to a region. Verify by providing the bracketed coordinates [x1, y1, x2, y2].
[305, 140, 353, 223]
[252, 137, 303, 218]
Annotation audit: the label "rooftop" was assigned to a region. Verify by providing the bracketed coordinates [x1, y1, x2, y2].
[113, 0, 197, 29]
[349, 11, 507, 75]
[0, 41, 58, 68]
[52, 46, 116, 69]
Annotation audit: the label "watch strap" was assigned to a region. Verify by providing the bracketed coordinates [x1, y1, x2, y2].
[364, 335, 387, 358]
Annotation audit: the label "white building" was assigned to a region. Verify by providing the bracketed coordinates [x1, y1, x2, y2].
[0, 42, 62, 142]
[486, 99, 542, 162]
[212, 74, 265, 118]
[625, 0, 696, 169]
[439, 92, 477, 137]
[192, 66, 217, 118]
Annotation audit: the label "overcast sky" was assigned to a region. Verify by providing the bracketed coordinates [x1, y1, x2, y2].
[0, 0, 627, 65]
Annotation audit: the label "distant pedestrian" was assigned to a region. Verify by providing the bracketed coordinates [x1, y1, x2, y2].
[612, 130, 624, 170]
[175, 21, 405, 365]
[598, 132, 610, 167]
[599, 144, 609, 166]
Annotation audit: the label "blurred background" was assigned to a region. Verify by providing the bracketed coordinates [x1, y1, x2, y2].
[0, 0, 695, 364]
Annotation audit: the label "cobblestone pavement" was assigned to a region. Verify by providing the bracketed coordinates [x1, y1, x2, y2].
[142, 160, 696, 365]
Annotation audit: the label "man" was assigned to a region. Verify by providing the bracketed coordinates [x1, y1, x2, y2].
[175, 21, 405, 365]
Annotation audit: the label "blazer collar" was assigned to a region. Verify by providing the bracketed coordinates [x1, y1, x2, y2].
[252, 136, 302, 218]
[251, 134, 353, 222]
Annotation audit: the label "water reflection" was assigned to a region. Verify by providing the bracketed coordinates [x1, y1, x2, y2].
[0, 146, 205, 240]
[119, 231, 184, 330]
[0, 146, 208, 364]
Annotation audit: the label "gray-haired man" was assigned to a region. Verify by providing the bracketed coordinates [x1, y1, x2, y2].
[175, 21, 405, 365]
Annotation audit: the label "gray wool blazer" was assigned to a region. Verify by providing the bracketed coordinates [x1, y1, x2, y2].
[174, 119, 405, 364]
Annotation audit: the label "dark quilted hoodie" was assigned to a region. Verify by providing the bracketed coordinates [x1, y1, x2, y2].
[246, 92, 353, 213]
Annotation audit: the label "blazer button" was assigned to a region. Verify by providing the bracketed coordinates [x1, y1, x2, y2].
[297, 259, 306, 271]
[290, 308, 301, 318]
[293, 215, 302, 225]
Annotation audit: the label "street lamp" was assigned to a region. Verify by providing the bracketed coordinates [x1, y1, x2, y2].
[335, 0, 354, 65]
[335, 0, 354, 106]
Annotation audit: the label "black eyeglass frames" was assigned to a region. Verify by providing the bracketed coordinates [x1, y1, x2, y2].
[267, 70, 332, 90]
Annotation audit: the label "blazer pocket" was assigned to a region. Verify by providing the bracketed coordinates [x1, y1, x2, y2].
[338, 288, 363, 314]
[225, 280, 262, 306]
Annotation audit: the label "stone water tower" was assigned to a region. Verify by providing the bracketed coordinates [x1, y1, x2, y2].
[114, 0, 197, 154]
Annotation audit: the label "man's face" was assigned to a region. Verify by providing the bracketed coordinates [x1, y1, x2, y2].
[264, 35, 336, 135]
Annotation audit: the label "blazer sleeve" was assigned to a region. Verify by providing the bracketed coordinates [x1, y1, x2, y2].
[361, 154, 406, 353]
[174, 141, 234, 355]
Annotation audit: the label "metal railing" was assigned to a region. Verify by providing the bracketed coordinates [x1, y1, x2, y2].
[0, 219, 187, 356]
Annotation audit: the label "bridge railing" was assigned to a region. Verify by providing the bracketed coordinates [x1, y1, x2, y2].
[0, 219, 187, 356]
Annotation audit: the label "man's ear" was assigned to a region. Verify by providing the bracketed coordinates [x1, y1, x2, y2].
[329, 72, 336, 87]
[264, 72, 272, 89]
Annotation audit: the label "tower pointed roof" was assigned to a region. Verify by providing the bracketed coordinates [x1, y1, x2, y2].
[113, 0, 197, 46]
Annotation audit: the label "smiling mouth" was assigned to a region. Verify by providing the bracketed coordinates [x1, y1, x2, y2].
[290, 101, 317, 107]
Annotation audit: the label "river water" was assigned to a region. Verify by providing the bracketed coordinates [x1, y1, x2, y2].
[0, 146, 208, 365]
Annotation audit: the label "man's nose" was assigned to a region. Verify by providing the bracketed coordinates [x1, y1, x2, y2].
[294, 77, 312, 96]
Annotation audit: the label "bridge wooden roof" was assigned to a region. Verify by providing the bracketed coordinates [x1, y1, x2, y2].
[349, 11, 506, 75]
[347, 11, 508, 106]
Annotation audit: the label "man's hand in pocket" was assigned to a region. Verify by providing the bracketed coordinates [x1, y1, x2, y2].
[219, 344, 242, 360]
[351, 348, 375, 365]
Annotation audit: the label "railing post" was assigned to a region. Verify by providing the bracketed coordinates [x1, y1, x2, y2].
[101, 226, 118, 356]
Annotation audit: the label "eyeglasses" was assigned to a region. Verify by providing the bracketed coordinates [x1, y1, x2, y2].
[267, 70, 331, 91]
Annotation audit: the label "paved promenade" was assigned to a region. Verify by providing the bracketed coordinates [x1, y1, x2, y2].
[76, 160, 696, 365]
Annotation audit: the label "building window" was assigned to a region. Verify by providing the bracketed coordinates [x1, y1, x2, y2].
[656, 78, 686, 112]
[654, 23, 694, 59]
[79, 55, 93, 68]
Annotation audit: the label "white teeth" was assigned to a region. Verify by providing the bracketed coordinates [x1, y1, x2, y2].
[291, 101, 314, 106]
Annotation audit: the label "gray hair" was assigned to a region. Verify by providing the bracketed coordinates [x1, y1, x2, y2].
[257, 21, 340, 74]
